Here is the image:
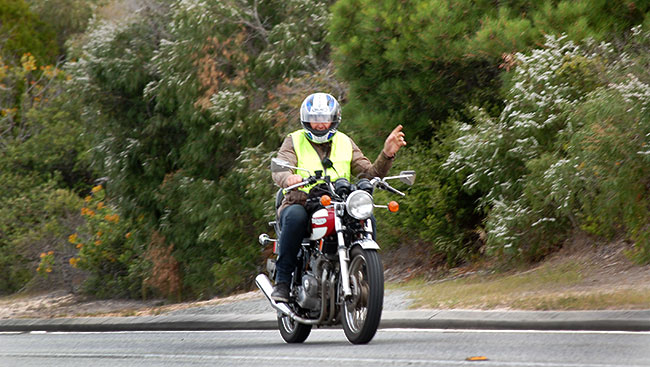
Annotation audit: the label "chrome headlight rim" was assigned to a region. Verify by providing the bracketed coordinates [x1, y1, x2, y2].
[345, 190, 374, 220]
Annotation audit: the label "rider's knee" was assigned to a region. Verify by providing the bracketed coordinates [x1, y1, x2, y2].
[281, 204, 309, 228]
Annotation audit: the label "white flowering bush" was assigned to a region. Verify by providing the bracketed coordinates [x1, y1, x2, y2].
[446, 28, 650, 262]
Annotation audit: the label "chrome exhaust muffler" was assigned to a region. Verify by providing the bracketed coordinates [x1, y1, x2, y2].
[255, 273, 325, 325]
[255, 274, 293, 316]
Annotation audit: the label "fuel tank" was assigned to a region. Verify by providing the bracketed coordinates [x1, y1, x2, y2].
[309, 207, 335, 240]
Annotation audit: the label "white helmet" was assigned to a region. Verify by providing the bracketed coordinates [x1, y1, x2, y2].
[300, 93, 341, 144]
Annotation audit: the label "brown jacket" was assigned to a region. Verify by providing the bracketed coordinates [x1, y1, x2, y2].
[272, 131, 394, 214]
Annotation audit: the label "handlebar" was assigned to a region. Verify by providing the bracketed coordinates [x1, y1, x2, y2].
[282, 175, 407, 197]
[374, 180, 405, 196]
[282, 176, 318, 194]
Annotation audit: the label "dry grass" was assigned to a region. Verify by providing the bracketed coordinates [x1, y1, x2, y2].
[396, 259, 650, 310]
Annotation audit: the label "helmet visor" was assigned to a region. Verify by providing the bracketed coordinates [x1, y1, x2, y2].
[303, 114, 336, 123]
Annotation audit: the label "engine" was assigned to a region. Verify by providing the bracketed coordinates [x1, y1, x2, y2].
[295, 272, 320, 310]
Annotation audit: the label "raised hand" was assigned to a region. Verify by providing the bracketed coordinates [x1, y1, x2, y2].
[383, 125, 407, 158]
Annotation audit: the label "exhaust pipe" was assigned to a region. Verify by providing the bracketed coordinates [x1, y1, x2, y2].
[255, 274, 293, 316]
[255, 274, 324, 325]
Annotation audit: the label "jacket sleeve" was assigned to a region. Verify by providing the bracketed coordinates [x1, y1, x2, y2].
[349, 138, 394, 179]
[272, 134, 308, 214]
[272, 135, 297, 188]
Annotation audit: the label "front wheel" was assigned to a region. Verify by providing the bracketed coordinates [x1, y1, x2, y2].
[277, 314, 312, 343]
[342, 247, 384, 344]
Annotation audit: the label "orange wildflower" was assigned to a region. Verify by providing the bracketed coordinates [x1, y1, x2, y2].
[104, 214, 119, 223]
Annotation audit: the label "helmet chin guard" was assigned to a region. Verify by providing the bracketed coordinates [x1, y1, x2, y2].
[305, 128, 337, 144]
[300, 93, 341, 144]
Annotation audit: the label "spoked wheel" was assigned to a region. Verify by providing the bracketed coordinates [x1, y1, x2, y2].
[277, 314, 312, 343]
[342, 246, 384, 344]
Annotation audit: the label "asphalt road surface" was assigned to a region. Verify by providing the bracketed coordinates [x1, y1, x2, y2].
[1, 328, 649, 367]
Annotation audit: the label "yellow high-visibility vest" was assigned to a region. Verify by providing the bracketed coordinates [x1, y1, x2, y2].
[290, 130, 352, 193]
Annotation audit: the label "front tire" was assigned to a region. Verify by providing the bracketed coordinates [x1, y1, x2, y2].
[278, 314, 312, 343]
[342, 247, 383, 344]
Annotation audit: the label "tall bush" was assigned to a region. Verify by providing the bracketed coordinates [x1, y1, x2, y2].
[70, 0, 337, 298]
[446, 28, 650, 262]
[374, 121, 482, 266]
[328, 0, 647, 267]
[0, 0, 59, 63]
[329, 0, 648, 150]
[0, 49, 91, 294]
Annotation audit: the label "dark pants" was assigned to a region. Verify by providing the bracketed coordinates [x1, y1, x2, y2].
[275, 204, 309, 285]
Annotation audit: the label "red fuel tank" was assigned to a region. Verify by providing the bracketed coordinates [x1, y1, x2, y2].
[310, 207, 335, 240]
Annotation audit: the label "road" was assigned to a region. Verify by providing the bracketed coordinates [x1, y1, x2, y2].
[1, 328, 649, 366]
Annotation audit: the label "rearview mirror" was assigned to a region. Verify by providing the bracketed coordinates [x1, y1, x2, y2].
[271, 158, 291, 172]
[271, 158, 312, 174]
[399, 170, 416, 186]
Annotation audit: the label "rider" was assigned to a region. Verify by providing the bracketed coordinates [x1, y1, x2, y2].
[271, 92, 407, 302]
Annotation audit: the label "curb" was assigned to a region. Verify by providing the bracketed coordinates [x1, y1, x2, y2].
[379, 310, 650, 332]
[2, 310, 650, 333]
[0, 314, 278, 332]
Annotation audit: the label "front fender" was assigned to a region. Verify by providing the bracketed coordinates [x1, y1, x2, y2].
[351, 238, 380, 250]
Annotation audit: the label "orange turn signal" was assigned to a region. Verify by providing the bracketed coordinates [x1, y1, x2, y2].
[388, 201, 399, 212]
[320, 195, 332, 206]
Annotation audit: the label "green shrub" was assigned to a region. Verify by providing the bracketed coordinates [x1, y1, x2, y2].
[0, 0, 58, 63]
[29, 0, 97, 55]
[375, 121, 482, 266]
[447, 28, 650, 262]
[0, 174, 82, 294]
[329, 0, 648, 148]
[69, 0, 337, 298]
[68, 185, 144, 298]
[569, 88, 650, 262]
[0, 50, 90, 294]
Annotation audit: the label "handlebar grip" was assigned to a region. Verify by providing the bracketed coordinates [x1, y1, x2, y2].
[282, 179, 312, 194]
[381, 182, 406, 196]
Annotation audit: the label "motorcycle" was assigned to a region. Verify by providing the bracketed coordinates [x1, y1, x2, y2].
[255, 158, 415, 344]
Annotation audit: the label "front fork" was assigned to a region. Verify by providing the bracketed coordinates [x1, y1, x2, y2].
[335, 208, 353, 298]
[335, 205, 375, 299]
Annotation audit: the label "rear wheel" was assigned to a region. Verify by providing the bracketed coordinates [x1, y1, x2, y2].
[277, 314, 312, 343]
[341, 246, 383, 344]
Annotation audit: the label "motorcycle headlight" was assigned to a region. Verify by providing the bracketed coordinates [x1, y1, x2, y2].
[346, 190, 374, 220]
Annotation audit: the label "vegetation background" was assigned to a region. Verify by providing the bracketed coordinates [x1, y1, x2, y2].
[0, 0, 648, 301]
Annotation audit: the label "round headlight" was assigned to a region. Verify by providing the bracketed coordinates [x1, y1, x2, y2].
[346, 190, 374, 220]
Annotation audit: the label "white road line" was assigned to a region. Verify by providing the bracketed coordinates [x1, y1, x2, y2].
[0, 352, 646, 367]
[42, 329, 278, 335]
[382, 328, 650, 335]
[25, 328, 650, 336]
